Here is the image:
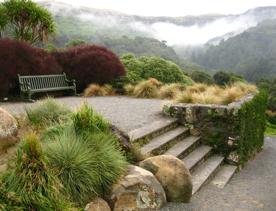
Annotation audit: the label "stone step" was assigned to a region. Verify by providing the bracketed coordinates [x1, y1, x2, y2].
[128, 119, 178, 142]
[192, 155, 224, 195]
[140, 127, 188, 155]
[183, 145, 213, 172]
[164, 136, 201, 158]
[211, 164, 237, 188]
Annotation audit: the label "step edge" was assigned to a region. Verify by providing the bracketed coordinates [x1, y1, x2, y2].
[183, 145, 213, 171]
[140, 127, 189, 155]
[192, 155, 224, 195]
[164, 136, 201, 157]
[128, 119, 178, 141]
[211, 165, 237, 188]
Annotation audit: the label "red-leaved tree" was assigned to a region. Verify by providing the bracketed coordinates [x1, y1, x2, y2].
[0, 39, 62, 97]
[52, 45, 126, 92]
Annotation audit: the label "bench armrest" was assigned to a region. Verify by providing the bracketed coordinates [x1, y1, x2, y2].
[19, 81, 31, 91]
[65, 78, 76, 85]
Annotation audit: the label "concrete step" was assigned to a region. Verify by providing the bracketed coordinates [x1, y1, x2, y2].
[183, 145, 213, 172]
[164, 136, 201, 158]
[211, 164, 237, 188]
[140, 127, 188, 155]
[128, 119, 178, 142]
[192, 155, 224, 195]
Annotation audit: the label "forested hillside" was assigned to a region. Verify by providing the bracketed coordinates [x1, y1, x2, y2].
[193, 19, 276, 81]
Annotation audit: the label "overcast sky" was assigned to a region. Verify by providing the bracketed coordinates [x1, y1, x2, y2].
[43, 0, 276, 16]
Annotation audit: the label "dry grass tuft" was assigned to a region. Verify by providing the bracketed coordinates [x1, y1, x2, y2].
[84, 84, 115, 97]
[173, 82, 257, 105]
[174, 92, 194, 104]
[124, 78, 162, 98]
[159, 83, 184, 99]
[124, 84, 135, 96]
[148, 77, 163, 87]
[186, 83, 208, 93]
[132, 80, 160, 98]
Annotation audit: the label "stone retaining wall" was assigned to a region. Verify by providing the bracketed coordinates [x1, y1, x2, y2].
[164, 93, 267, 165]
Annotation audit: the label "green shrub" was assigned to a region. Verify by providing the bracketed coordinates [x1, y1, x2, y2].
[26, 98, 71, 128]
[1, 133, 71, 210]
[72, 102, 110, 134]
[213, 71, 245, 86]
[190, 70, 214, 84]
[44, 127, 127, 206]
[120, 54, 193, 85]
[238, 90, 268, 163]
[120, 54, 143, 84]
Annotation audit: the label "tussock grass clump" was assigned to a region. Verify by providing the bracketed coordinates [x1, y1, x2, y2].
[186, 83, 208, 93]
[174, 82, 258, 105]
[72, 102, 110, 134]
[44, 127, 127, 206]
[124, 84, 135, 95]
[174, 92, 194, 104]
[131, 78, 161, 98]
[1, 133, 71, 210]
[25, 98, 71, 128]
[84, 84, 115, 97]
[159, 83, 186, 99]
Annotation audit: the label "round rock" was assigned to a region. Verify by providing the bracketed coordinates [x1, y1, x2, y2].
[85, 197, 111, 211]
[139, 154, 193, 203]
[110, 165, 166, 211]
[0, 107, 18, 151]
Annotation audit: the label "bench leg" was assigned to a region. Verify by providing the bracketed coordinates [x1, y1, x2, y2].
[28, 92, 35, 102]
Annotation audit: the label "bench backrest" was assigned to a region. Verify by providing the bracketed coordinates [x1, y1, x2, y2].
[18, 74, 69, 90]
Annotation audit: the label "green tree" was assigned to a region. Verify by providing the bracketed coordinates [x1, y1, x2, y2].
[1, 0, 55, 45]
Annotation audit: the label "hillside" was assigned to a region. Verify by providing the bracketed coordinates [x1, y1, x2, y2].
[38, 1, 276, 81]
[193, 19, 276, 81]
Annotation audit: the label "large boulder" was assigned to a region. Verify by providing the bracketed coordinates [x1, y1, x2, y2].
[85, 198, 111, 211]
[110, 165, 166, 211]
[0, 108, 18, 151]
[139, 155, 192, 203]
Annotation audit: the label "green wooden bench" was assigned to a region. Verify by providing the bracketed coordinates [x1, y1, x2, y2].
[18, 73, 76, 101]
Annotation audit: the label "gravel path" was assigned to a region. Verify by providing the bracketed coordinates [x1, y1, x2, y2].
[162, 136, 276, 211]
[0, 96, 169, 132]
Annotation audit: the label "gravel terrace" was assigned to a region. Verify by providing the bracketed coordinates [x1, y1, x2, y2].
[0, 96, 169, 132]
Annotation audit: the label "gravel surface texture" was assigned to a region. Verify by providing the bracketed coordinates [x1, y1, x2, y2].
[0, 96, 169, 132]
[162, 136, 276, 211]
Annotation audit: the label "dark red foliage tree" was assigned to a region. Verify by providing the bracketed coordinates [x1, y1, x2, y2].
[0, 39, 62, 97]
[52, 45, 126, 92]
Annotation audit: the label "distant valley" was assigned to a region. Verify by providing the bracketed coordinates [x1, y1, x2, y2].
[40, 1, 276, 81]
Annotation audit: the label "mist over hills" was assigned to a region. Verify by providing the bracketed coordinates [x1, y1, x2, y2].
[39, 1, 276, 80]
[40, 1, 276, 46]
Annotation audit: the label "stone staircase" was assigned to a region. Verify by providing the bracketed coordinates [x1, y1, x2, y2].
[128, 119, 237, 195]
